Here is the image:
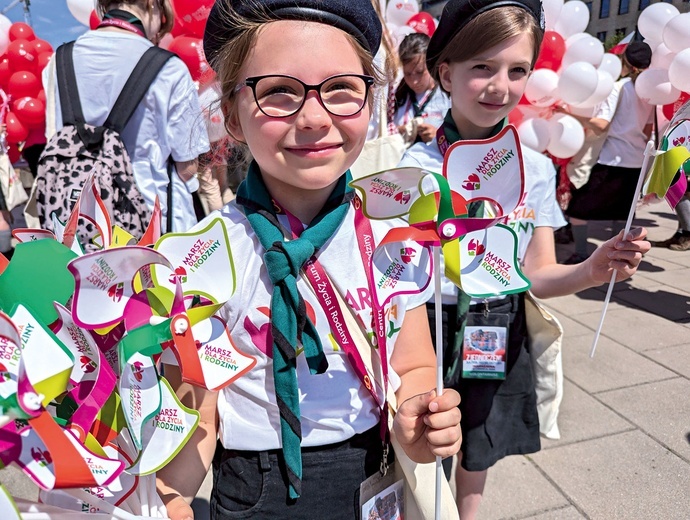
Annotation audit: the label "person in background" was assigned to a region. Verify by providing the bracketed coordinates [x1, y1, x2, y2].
[43, 0, 210, 232]
[564, 42, 654, 264]
[393, 32, 450, 146]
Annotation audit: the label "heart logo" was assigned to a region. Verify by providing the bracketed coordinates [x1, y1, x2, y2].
[394, 190, 411, 204]
[467, 239, 486, 256]
[400, 247, 415, 264]
[462, 173, 481, 191]
[107, 282, 124, 303]
[169, 266, 188, 284]
[673, 136, 686, 147]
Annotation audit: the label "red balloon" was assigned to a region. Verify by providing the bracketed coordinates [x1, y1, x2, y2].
[406, 12, 436, 37]
[171, 0, 214, 38]
[90, 10, 101, 30]
[508, 107, 525, 127]
[32, 39, 53, 55]
[0, 58, 11, 90]
[662, 92, 690, 120]
[168, 36, 215, 84]
[7, 39, 38, 73]
[7, 143, 21, 164]
[4, 111, 29, 143]
[37, 89, 46, 104]
[8, 22, 35, 42]
[534, 31, 565, 71]
[37, 51, 53, 73]
[12, 96, 45, 129]
[7, 71, 41, 99]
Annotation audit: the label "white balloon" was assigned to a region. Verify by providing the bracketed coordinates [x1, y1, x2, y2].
[562, 35, 604, 68]
[0, 14, 11, 35]
[198, 82, 227, 143]
[637, 2, 679, 42]
[558, 61, 598, 104]
[547, 114, 585, 158]
[553, 1, 590, 39]
[635, 68, 681, 106]
[390, 25, 416, 48]
[565, 33, 589, 48]
[567, 104, 597, 118]
[650, 43, 676, 71]
[518, 118, 552, 152]
[662, 13, 690, 54]
[542, 0, 564, 30]
[668, 49, 690, 93]
[574, 70, 614, 108]
[524, 69, 560, 107]
[385, 0, 419, 27]
[598, 53, 622, 80]
[66, 0, 96, 27]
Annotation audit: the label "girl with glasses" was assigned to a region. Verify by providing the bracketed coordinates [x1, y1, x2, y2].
[156, 1, 461, 518]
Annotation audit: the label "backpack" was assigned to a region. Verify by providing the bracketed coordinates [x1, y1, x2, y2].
[35, 41, 175, 248]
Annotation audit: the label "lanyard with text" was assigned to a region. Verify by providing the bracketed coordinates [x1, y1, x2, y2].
[435, 123, 453, 157]
[280, 197, 391, 441]
[97, 18, 146, 37]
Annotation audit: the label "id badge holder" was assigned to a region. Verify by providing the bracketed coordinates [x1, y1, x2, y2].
[462, 301, 509, 380]
[360, 445, 405, 520]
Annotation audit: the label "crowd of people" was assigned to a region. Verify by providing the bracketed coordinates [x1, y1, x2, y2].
[0, 0, 665, 519]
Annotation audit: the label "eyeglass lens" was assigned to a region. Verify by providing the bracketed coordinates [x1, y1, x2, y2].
[252, 75, 369, 117]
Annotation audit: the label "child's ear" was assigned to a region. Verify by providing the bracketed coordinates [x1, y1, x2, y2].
[438, 63, 453, 93]
[222, 102, 245, 143]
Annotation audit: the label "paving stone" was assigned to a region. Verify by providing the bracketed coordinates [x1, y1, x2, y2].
[639, 267, 690, 292]
[541, 291, 625, 317]
[531, 430, 690, 520]
[612, 285, 690, 322]
[543, 310, 592, 338]
[521, 506, 587, 519]
[478, 455, 568, 520]
[541, 380, 633, 450]
[598, 378, 690, 462]
[576, 308, 690, 352]
[644, 343, 690, 379]
[561, 335, 675, 394]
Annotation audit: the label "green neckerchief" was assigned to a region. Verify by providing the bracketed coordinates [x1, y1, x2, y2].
[236, 162, 354, 500]
[440, 112, 507, 387]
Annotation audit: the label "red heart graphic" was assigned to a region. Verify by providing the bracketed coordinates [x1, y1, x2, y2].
[476, 243, 486, 255]
[468, 174, 480, 183]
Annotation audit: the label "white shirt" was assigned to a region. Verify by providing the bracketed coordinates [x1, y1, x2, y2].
[399, 136, 566, 302]
[206, 202, 432, 450]
[598, 78, 653, 168]
[393, 87, 450, 132]
[43, 31, 210, 232]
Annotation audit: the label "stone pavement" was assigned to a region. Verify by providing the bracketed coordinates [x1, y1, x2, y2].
[2, 204, 689, 519]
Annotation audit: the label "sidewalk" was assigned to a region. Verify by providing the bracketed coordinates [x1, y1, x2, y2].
[477, 203, 690, 519]
[2, 204, 689, 519]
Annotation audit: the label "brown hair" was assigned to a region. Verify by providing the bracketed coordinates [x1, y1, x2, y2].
[209, 2, 380, 136]
[97, 0, 174, 37]
[431, 6, 543, 82]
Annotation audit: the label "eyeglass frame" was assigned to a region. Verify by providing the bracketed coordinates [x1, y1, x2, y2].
[234, 73, 376, 118]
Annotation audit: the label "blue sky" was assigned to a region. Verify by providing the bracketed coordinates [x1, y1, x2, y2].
[4, 0, 88, 48]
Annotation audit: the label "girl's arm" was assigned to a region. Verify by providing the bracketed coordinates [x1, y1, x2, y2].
[522, 226, 649, 299]
[389, 305, 462, 464]
[156, 364, 219, 520]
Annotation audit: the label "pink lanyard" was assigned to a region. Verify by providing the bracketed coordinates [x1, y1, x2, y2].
[436, 124, 451, 157]
[279, 197, 391, 438]
[97, 18, 146, 38]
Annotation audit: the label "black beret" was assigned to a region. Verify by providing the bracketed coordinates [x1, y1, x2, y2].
[426, 0, 545, 73]
[203, 0, 382, 70]
[624, 41, 652, 70]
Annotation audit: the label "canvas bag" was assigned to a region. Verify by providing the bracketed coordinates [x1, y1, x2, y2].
[349, 85, 406, 179]
[33, 42, 174, 246]
[318, 276, 459, 520]
[0, 152, 28, 211]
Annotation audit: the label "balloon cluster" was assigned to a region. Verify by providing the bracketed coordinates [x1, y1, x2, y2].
[384, 0, 437, 46]
[0, 16, 53, 159]
[634, 3, 690, 119]
[514, 0, 619, 159]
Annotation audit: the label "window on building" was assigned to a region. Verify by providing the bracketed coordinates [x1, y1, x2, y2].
[619, 0, 630, 14]
[639, 0, 650, 10]
[600, 0, 610, 18]
[597, 31, 607, 41]
[616, 27, 627, 36]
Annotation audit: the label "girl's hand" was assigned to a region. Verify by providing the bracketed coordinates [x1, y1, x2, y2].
[587, 226, 650, 284]
[163, 494, 194, 520]
[416, 123, 436, 143]
[392, 388, 461, 463]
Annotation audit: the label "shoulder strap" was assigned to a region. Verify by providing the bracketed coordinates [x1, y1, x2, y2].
[104, 47, 176, 133]
[55, 41, 85, 126]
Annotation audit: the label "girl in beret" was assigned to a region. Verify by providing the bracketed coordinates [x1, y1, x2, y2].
[398, 0, 650, 518]
[156, 1, 461, 518]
